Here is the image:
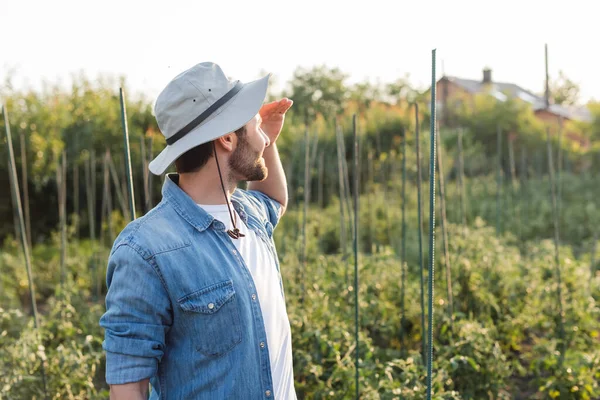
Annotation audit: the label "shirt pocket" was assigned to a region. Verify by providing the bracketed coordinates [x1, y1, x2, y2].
[177, 279, 243, 358]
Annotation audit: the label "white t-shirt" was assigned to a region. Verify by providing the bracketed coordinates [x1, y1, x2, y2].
[198, 203, 296, 400]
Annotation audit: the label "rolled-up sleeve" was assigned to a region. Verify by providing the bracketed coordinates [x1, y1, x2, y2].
[99, 244, 172, 385]
[245, 190, 283, 228]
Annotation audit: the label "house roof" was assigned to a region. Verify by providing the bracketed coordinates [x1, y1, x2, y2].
[441, 75, 592, 123]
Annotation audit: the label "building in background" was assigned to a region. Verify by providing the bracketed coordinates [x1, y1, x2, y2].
[436, 68, 592, 147]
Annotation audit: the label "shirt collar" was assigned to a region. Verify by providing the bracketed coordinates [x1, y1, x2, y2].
[162, 173, 248, 232]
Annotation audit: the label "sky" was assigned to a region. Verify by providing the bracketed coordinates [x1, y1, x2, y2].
[1, 0, 597, 106]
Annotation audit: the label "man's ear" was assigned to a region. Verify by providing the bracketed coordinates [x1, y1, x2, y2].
[216, 133, 236, 152]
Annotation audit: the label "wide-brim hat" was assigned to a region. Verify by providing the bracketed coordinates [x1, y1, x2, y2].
[148, 62, 270, 175]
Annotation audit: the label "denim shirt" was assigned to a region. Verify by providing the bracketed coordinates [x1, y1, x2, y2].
[99, 174, 285, 399]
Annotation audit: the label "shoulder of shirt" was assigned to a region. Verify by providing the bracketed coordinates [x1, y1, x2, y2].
[232, 189, 269, 216]
[109, 200, 192, 260]
[234, 188, 282, 207]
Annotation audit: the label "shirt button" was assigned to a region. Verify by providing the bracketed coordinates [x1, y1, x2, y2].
[260, 341, 265, 349]
[251, 294, 257, 301]
[208, 303, 215, 310]
[232, 249, 237, 255]
[265, 390, 272, 397]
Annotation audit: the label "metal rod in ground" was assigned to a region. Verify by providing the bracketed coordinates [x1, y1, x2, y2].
[3, 143, 19, 296]
[436, 123, 454, 328]
[20, 130, 32, 249]
[400, 126, 407, 353]
[352, 113, 360, 400]
[120, 87, 136, 220]
[496, 124, 503, 236]
[546, 127, 566, 367]
[415, 103, 426, 364]
[426, 48, 438, 400]
[8, 145, 21, 239]
[2, 104, 49, 399]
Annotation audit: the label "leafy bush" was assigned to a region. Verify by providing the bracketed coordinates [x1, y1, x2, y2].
[1, 176, 599, 398]
[0, 287, 107, 399]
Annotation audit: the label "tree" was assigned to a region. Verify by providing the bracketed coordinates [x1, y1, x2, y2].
[587, 101, 600, 140]
[0, 75, 158, 243]
[385, 75, 413, 105]
[550, 70, 581, 106]
[453, 92, 547, 173]
[286, 65, 348, 124]
[349, 80, 383, 118]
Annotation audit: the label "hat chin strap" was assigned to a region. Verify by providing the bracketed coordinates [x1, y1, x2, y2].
[212, 141, 245, 239]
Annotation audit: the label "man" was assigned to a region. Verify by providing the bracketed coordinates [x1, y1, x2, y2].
[99, 62, 297, 399]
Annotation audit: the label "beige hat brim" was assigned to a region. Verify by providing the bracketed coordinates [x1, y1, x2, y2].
[148, 73, 270, 175]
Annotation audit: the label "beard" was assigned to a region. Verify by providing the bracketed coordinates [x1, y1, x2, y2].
[228, 135, 268, 182]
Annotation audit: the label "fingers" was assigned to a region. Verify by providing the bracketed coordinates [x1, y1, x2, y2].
[261, 98, 293, 115]
[276, 99, 293, 114]
[260, 101, 278, 112]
